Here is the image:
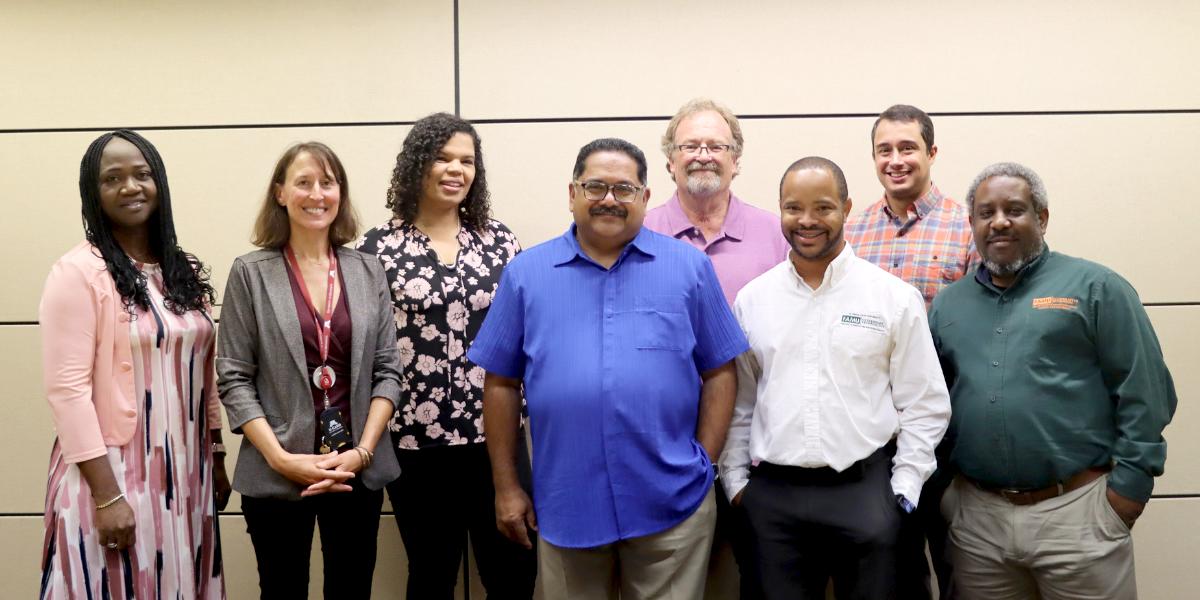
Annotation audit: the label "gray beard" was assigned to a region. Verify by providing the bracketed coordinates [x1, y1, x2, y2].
[983, 246, 1044, 279]
[685, 171, 722, 198]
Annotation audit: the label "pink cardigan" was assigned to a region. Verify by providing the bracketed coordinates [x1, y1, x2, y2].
[39, 241, 222, 463]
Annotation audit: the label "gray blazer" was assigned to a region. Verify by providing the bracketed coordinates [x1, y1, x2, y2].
[216, 247, 402, 500]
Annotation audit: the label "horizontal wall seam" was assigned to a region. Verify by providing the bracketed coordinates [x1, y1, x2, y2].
[3, 108, 1198, 134]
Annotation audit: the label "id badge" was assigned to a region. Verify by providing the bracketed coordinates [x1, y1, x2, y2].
[318, 407, 352, 454]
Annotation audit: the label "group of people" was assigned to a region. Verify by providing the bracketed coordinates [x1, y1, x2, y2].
[37, 99, 1176, 600]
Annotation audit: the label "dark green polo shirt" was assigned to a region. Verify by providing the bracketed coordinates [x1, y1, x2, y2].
[929, 247, 1176, 503]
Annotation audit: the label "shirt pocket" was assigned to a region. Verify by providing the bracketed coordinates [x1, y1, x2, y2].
[914, 257, 962, 285]
[629, 295, 695, 352]
[829, 317, 891, 389]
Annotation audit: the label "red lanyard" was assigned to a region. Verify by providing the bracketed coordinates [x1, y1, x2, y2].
[284, 245, 339, 399]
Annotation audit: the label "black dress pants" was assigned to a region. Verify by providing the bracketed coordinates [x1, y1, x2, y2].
[895, 462, 957, 600]
[714, 483, 764, 599]
[742, 446, 901, 600]
[241, 480, 384, 600]
[387, 442, 537, 600]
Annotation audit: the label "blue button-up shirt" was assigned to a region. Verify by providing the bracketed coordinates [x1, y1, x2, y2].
[468, 225, 748, 548]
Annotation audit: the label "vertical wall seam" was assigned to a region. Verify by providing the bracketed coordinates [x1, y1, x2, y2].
[453, 0, 461, 116]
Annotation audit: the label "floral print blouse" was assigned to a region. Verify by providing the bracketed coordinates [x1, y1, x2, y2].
[356, 218, 520, 450]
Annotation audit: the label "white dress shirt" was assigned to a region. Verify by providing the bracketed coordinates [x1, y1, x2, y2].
[720, 244, 950, 505]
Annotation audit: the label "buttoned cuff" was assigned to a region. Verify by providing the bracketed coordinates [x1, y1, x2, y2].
[890, 470, 923, 508]
[721, 467, 750, 502]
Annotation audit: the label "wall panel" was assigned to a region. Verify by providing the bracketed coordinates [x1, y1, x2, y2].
[1132, 499, 1200, 599]
[1, 1, 455, 129]
[459, 0, 1200, 119]
[1146, 306, 1199, 496]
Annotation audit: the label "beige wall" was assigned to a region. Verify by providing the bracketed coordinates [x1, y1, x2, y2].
[2, 1, 1197, 598]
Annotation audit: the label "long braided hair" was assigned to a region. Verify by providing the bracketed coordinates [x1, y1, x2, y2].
[79, 129, 215, 315]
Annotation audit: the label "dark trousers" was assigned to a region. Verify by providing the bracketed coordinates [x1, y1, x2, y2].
[241, 481, 384, 600]
[896, 464, 957, 600]
[742, 446, 901, 600]
[387, 442, 537, 600]
[714, 483, 763, 599]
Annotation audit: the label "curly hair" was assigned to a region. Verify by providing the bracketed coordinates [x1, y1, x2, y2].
[79, 129, 215, 315]
[386, 113, 492, 231]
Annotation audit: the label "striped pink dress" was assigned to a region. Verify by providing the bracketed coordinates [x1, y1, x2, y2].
[40, 263, 225, 599]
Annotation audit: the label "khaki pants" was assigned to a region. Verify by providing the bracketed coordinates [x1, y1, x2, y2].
[539, 486, 716, 600]
[944, 474, 1136, 600]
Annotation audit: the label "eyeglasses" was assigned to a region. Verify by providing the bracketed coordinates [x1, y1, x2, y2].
[673, 143, 734, 155]
[574, 180, 644, 203]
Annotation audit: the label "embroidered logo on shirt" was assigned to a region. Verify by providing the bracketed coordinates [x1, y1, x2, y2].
[1032, 297, 1079, 311]
[839, 312, 887, 333]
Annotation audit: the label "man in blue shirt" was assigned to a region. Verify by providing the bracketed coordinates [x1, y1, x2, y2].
[469, 138, 748, 600]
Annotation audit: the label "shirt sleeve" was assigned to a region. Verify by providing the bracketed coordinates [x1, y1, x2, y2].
[689, 257, 750, 372]
[888, 286, 952, 506]
[465, 267, 526, 379]
[215, 258, 267, 433]
[719, 341, 760, 501]
[1094, 274, 1177, 503]
[203, 329, 223, 430]
[365, 257, 404, 407]
[39, 259, 108, 463]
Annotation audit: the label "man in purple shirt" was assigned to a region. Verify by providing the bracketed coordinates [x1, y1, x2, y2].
[644, 98, 787, 599]
[645, 98, 790, 307]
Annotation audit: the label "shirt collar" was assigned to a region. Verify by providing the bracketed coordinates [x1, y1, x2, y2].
[661, 191, 747, 241]
[881, 183, 944, 221]
[552, 224, 657, 267]
[787, 241, 856, 291]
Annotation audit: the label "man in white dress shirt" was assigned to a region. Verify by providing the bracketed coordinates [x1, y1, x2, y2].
[720, 156, 951, 599]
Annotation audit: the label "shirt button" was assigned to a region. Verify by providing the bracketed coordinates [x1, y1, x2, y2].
[995, 327, 1004, 334]
[991, 361, 999, 367]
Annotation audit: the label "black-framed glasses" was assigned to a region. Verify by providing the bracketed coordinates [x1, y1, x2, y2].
[574, 180, 644, 203]
[674, 143, 734, 155]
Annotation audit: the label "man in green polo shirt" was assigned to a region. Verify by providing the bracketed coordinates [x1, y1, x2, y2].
[929, 162, 1176, 599]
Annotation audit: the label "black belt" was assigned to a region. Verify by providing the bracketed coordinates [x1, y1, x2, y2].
[751, 441, 895, 485]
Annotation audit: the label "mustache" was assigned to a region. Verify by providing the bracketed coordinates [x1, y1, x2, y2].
[589, 205, 628, 218]
[687, 162, 719, 173]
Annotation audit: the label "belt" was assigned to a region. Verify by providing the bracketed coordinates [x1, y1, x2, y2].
[971, 466, 1110, 506]
[752, 441, 895, 485]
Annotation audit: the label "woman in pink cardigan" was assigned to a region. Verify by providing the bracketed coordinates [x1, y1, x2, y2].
[38, 130, 230, 599]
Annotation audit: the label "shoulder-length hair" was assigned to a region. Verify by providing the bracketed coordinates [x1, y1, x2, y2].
[385, 113, 492, 231]
[79, 129, 215, 314]
[252, 142, 359, 248]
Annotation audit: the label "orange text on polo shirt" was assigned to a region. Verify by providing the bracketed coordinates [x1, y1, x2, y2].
[1032, 297, 1079, 311]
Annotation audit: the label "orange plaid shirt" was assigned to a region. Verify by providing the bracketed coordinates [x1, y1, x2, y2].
[845, 184, 979, 308]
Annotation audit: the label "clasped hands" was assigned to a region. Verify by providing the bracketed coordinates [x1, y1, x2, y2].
[271, 450, 367, 497]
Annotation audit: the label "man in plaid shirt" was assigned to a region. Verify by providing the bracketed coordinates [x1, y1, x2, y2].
[847, 104, 978, 309]
[845, 104, 976, 600]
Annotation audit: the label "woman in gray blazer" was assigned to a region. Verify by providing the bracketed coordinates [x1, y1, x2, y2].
[217, 142, 402, 600]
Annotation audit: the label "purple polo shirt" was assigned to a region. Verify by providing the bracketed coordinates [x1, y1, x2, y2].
[644, 192, 790, 305]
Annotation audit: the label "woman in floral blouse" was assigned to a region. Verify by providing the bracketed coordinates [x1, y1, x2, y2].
[356, 113, 535, 598]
